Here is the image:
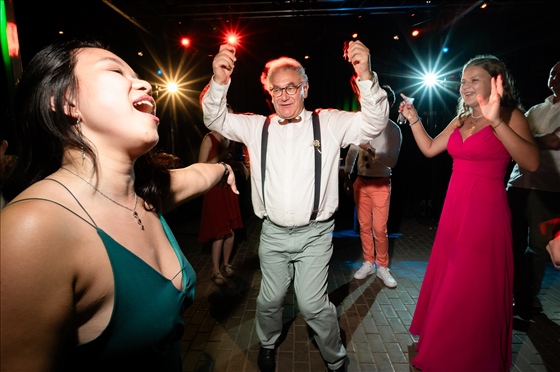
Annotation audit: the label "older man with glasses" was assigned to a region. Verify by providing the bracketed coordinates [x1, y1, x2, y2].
[201, 40, 389, 372]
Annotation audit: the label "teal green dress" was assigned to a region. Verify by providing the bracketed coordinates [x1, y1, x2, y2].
[16, 179, 196, 371]
[62, 216, 195, 371]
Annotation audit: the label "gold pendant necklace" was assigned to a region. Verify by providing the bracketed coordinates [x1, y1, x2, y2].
[61, 167, 145, 230]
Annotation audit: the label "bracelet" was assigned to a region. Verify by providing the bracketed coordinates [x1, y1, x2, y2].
[492, 119, 503, 129]
[409, 117, 421, 126]
[218, 161, 229, 179]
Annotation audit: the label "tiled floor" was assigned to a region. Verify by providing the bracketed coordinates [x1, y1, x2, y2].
[169, 207, 560, 372]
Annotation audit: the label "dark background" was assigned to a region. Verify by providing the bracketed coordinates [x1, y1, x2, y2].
[2, 0, 558, 227]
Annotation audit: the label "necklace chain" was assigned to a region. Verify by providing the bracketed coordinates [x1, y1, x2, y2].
[61, 166, 144, 230]
[470, 113, 484, 130]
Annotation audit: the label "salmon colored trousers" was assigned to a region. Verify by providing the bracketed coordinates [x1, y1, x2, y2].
[353, 176, 391, 267]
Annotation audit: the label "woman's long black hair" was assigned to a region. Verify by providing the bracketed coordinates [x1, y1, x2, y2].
[3, 38, 178, 212]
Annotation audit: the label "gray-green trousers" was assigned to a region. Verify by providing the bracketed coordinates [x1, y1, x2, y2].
[255, 218, 346, 370]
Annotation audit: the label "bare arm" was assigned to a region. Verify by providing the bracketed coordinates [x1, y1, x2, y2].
[547, 235, 560, 269]
[197, 134, 213, 163]
[540, 217, 560, 269]
[164, 162, 238, 212]
[1, 204, 77, 371]
[478, 75, 540, 172]
[491, 109, 540, 171]
[398, 95, 456, 158]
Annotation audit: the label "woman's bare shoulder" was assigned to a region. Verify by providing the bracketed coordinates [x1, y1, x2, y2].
[1, 180, 95, 257]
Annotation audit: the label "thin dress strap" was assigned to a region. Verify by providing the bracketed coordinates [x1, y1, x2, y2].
[7, 178, 98, 229]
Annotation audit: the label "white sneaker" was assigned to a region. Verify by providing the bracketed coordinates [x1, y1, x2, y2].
[354, 261, 376, 280]
[377, 266, 397, 288]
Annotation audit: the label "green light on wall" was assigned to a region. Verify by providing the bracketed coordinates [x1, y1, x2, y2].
[0, 0, 13, 85]
[1, 0, 22, 112]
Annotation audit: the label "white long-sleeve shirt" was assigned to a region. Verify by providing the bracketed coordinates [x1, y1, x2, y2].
[508, 95, 560, 192]
[202, 74, 389, 226]
[344, 119, 402, 178]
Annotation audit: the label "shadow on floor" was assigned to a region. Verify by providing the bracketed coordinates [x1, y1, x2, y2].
[513, 313, 560, 371]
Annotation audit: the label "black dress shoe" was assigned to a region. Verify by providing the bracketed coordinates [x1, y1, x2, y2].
[257, 346, 276, 372]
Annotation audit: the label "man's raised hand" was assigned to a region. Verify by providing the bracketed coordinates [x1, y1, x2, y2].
[212, 44, 237, 85]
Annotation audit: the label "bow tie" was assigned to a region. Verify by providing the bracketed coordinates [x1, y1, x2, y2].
[278, 116, 302, 125]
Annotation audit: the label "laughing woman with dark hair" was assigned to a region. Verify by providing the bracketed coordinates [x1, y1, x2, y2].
[0, 38, 237, 371]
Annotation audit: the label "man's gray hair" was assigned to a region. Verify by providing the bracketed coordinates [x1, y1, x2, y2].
[260, 57, 308, 92]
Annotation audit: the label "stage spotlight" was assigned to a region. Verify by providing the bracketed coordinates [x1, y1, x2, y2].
[167, 82, 178, 93]
[226, 33, 239, 45]
[422, 72, 438, 88]
[442, 47, 449, 54]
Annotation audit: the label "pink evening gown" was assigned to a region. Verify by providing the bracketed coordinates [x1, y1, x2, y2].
[410, 126, 513, 372]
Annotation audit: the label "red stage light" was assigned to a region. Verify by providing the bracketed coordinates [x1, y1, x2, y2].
[226, 34, 238, 45]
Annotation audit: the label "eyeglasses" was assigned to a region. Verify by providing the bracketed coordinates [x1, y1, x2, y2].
[270, 83, 303, 97]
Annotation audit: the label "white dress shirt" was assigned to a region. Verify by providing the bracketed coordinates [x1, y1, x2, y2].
[508, 95, 560, 192]
[202, 74, 389, 227]
[344, 119, 402, 178]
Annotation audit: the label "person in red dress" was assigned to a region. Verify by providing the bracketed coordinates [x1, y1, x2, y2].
[198, 129, 244, 285]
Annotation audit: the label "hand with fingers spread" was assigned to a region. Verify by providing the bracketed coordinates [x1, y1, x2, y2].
[212, 44, 237, 85]
[477, 74, 504, 128]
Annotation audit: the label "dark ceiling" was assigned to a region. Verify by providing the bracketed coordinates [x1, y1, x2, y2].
[6, 0, 559, 161]
[13, 1, 557, 68]
[13, 1, 557, 66]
